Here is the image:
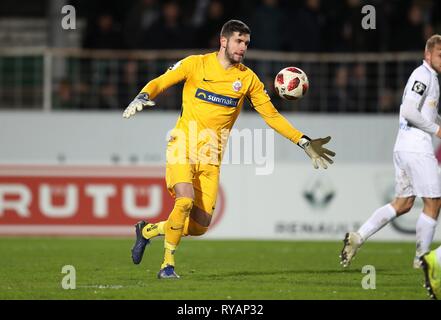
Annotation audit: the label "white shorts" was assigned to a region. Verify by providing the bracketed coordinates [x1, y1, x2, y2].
[393, 151, 441, 198]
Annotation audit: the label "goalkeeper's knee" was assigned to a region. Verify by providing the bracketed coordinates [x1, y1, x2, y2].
[174, 197, 194, 213]
[167, 197, 194, 230]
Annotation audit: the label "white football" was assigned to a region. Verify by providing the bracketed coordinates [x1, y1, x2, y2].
[274, 67, 309, 100]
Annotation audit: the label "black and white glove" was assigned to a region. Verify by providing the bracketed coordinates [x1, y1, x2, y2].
[298, 135, 335, 169]
[123, 93, 155, 118]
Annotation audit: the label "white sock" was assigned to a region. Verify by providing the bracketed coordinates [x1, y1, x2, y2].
[416, 213, 437, 257]
[358, 204, 397, 242]
[435, 246, 441, 265]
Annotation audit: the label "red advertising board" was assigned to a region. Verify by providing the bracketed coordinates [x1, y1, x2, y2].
[0, 165, 224, 236]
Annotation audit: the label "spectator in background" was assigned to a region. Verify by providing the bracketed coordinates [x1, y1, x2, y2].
[53, 79, 74, 110]
[394, 3, 431, 93]
[336, 0, 374, 52]
[413, 0, 436, 42]
[53, 78, 91, 110]
[328, 65, 351, 112]
[118, 61, 142, 108]
[83, 13, 124, 49]
[433, 0, 441, 34]
[250, 0, 284, 51]
[393, 3, 426, 51]
[143, 1, 194, 49]
[99, 82, 119, 109]
[81, 10, 122, 110]
[343, 63, 376, 112]
[286, 0, 325, 52]
[378, 88, 398, 113]
[196, 0, 226, 49]
[248, 0, 286, 110]
[378, 0, 399, 52]
[123, 0, 160, 49]
[349, 63, 367, 112]
[327, 63, 369, 112]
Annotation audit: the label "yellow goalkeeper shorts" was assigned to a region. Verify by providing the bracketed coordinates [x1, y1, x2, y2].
[165, 162, 220, 215]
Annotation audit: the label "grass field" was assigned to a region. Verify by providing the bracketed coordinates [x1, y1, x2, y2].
[0, 237, 436, 300]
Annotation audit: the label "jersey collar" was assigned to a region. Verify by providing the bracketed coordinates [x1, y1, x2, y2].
[423, 60, 437, 76]
[213, 52, 239, 73]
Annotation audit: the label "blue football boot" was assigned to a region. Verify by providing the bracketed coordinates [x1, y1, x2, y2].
[157, 265, 180, 279]
[131, 221, 150, 264]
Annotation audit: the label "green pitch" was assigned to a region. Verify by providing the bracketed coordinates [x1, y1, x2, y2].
[0, 238, 435, 300]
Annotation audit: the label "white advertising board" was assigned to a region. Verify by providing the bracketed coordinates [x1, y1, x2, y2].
[0, 112, 439, 241]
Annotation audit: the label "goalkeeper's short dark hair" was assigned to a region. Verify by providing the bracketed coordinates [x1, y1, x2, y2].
[220, 20, 250, 38]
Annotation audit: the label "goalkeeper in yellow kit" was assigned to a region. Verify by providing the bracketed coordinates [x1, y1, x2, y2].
[123, 20, 335, 279]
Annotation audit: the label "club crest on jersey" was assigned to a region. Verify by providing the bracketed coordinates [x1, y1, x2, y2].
[232, 80, 242, 92]
[412, 81, 427, 96]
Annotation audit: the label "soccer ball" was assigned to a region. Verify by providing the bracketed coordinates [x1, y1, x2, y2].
[274, 67, 309, 100]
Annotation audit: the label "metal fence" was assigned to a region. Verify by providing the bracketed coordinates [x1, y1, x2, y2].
[0, 48, 428, 113]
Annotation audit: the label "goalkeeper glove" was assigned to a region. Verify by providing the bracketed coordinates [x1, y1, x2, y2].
[298, 135, 335, 169]
[123, 93, 155, 118]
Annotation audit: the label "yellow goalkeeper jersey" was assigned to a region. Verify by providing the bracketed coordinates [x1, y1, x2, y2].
[141, 52, 304, 163]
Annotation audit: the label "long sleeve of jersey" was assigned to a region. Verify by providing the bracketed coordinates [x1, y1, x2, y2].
[139, 56, 197, 99]
[254, 101, 304, 144]
[247, 72, 304, 144]
[401, 98, 439, 134]
[400, 65, 439, 134]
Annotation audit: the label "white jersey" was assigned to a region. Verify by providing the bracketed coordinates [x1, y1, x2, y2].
[394, 60, 440, 154]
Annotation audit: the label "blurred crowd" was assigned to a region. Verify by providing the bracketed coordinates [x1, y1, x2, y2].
[0, 0, 437, 112]
[77, 0, 441, 52]
[17, 0, 438, 112]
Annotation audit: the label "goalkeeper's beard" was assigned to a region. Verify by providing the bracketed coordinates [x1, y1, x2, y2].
[225, 44, 243, 64]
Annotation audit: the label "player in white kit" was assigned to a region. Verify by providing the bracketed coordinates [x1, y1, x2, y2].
[340, 34, 441, 269]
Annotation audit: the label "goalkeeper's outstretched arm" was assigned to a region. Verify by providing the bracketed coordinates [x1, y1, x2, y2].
[122, 71, 185, 119]
[123, 56, 197, 118]
[123, 93, 155, 118]
[254, 101, 335, 169]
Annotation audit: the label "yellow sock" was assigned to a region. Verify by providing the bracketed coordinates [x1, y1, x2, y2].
[161, 242, 176, 268]
[142, 221, 166, 239]
[162, 197, 193, 268]
[165, 197, 193, 246]
[182, 217, 190, 236]
[157, 221, 166, 234]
